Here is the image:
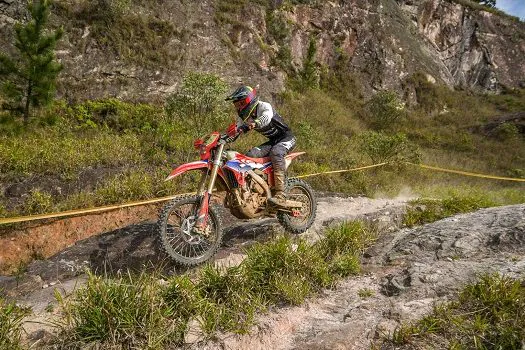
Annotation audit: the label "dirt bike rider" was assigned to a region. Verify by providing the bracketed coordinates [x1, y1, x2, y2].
[224, 85, 296, 207]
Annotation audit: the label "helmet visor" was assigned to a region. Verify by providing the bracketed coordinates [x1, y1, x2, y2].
[234, 98, 249, 111]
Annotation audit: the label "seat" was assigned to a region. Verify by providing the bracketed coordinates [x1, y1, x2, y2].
[243, 155, 271, 164]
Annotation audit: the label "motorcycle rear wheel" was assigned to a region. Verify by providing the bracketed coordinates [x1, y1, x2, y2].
[158, 194, 223, 266]
[277, 178, 317, 234]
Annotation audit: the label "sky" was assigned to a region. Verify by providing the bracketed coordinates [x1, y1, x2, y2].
[496, 0, 525, 19]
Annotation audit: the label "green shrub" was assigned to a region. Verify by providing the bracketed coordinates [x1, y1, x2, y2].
[365, 90, 406, 130]
[289, 35, 320, 91]
[70, 98, 162, 132]
[59, 168, 181, 211]
[0, 298, 30, 350]
[22, 189, 54, 215]
[494, 122, 519, 141]
[165, 72, 230, 137]
[359, 131, 421, 164]
[404, 71, 443, 113]
[75, 1, 177, 67]
[320, 55, 364, 111]
[0, 129, 143, 179]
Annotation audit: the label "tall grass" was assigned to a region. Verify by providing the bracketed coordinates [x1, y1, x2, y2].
[56, 271, 186, 349]
[0, 298, 30, 350]
[387, 274, 525, 349]
[0, 129, 143, 179]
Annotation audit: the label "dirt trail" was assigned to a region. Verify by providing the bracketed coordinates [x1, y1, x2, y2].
[1, 196, 523, 349]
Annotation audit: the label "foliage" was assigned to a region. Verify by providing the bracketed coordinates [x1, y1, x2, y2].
[359, 131, 421, 164]
[266, 8, 293, 71]
[388, 274, 525, 349]
[289, 35, 320, 91]
[404, 71, 444, 113]
[165, 72, 230, 137]
[23, 189, 54, 215]
[358, 288, 374, 299]
[0, 298, 30, 350]
[72, 0, 177, 67]
[403, 193, 496, 227]
[365, 90, 406, 130]
[493, 122, 519, 141]
[0, 0, 63, 123]
[320, 54, 364, 111]
[0, 128, 142, 179]
[56, 271, 184, 348]
[1, 80, 524, 218]
[69, 98, 163, 132]
[472, 0, 496, 8]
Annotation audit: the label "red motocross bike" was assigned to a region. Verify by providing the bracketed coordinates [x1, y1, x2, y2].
[158, 131, 317, 266]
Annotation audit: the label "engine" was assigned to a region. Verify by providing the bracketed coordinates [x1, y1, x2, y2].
[226, 176, 267, 219]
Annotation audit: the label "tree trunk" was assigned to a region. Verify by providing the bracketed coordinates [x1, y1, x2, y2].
[24, 82, 32, 124]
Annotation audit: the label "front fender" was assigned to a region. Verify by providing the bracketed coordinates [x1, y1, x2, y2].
[165, 160, 209, 181]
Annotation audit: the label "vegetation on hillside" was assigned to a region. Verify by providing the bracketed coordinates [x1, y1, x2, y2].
[0, 68, 524, 219]
[0, 0, 523, 221]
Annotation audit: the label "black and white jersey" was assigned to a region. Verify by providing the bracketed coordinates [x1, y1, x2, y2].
[236, 101, 293, 143]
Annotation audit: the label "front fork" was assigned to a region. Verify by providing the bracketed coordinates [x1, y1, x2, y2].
[194, 143, 225, 232]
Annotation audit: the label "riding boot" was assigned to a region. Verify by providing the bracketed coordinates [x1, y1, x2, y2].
[268, 170, 289, 207]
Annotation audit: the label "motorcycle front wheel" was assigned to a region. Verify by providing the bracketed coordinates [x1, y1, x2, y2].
[277, 178, 317, 234]
[158, 194, 223, 266]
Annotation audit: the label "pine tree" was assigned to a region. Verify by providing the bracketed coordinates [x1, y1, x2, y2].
[299, 36, 320, 90]
[0, 0, 63, 123]
[473, 0, 496, 8]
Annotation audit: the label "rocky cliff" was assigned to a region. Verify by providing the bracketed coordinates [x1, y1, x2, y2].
[1, 0, 524, 102]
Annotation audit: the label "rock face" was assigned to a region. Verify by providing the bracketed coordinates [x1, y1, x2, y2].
[1, 0, 524, 102]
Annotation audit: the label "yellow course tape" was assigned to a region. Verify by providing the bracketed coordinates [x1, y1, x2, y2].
[295, 163, 388, 178]
[0, 161, 523, 225]
[408, 163, 525, 183]
[0, 193, 194, 225]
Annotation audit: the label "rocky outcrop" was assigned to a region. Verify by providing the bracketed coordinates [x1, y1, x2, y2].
[200, 204, 525, 349]
[403, 0, 525, 92]
[0, 0, 524, 101]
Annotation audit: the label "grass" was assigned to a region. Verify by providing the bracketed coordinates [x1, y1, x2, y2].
[385, 273, 525, 349]
[0, 128, 143, 180]
[55, 271, 185, 349]
[54, 221, 374, 347]
[403, 185, 525, 227]
[403, 192, 497, 227]
[56, 1, 181, 68]
[0, 298, 31, 350]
